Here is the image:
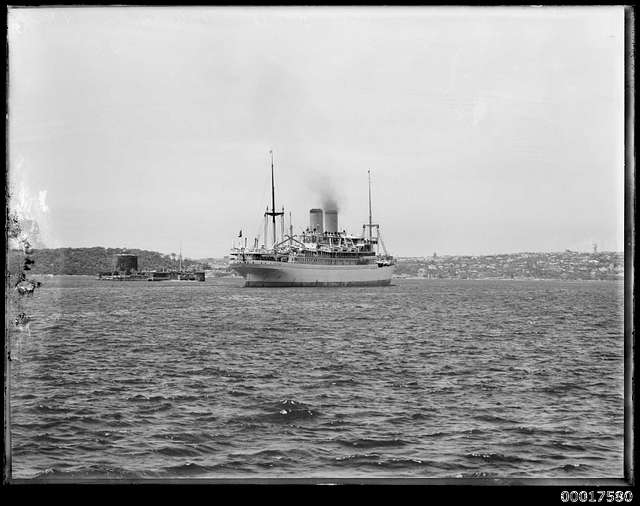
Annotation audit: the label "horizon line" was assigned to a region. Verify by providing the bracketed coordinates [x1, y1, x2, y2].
[7, 245, 624, 259]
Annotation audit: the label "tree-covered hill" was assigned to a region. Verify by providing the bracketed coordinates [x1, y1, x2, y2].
[7, 247, 211, 276]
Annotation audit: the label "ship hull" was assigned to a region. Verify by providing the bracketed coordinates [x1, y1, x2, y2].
[230, 261, 394, 287]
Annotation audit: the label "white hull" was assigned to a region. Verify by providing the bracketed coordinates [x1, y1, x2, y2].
[230, 260, 394, 287]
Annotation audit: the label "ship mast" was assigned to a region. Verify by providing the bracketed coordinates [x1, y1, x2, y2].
[368, 169, 373, 242]
[265, 150, 284, 250]
[363, 169, 381, 254]
[271, 151, 276, 246]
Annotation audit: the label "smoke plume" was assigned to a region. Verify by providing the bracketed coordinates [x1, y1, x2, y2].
[307, 170, 342, 212]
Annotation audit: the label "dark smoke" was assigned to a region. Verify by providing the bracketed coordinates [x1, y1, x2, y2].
[322, 196, 339, 212]
[308, 170, 342, 212]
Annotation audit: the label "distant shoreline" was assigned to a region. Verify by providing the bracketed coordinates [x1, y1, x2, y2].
[396, 276, 623, 282]
[8, 248, 624, 281]
[20, 273, 623, 282]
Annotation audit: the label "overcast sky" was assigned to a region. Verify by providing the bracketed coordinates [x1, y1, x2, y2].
[8, 6, 625, 258]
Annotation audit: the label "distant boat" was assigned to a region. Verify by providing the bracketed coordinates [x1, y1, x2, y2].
[229, 151, 395, 287]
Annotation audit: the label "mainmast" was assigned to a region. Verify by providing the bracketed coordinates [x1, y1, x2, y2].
[271, 151, 276, 246]
[368, 169, 373, 242]
[265, 150, 284, 250]
[362, 169, 381, 253]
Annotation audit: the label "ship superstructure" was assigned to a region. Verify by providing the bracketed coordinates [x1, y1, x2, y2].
[229, 152, 395, 287]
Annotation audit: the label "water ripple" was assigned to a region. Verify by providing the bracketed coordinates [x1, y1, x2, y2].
[9, 277, 624, 479]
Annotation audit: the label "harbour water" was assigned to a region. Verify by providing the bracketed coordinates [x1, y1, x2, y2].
[8, 276, 625, 479]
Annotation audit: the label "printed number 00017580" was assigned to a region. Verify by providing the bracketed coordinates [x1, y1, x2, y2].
[560, 491, 633, 503]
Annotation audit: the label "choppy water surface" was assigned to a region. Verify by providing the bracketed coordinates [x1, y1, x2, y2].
[9, 277, 624, 479]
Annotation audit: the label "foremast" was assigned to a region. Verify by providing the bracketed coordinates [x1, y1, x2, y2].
[264, 150, 284, 251]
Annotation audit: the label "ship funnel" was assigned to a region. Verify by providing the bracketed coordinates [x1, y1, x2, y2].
[325, 209, 338, 233]
[309, 208, 323, 233]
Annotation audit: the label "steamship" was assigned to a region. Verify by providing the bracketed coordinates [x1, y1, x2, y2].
[229, 152, 395, 287]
